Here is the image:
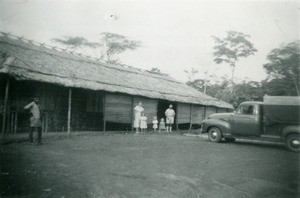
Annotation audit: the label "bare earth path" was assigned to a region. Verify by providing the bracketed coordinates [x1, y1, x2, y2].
[0, 133, 299, 198]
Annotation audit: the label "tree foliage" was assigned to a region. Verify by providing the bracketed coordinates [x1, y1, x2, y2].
[52, 32, 141, 64]
[212, 31, 257, 83]
[186, 40, 299, 107]
[187, 78, 264, 108]
[99, 32, 141, 64]
[261, 78, 298, 96]
[52, 36, 99, 49]
[148, 67, 168, 76]
[263, 41, 300, 95]
[186, 79, 205, 91]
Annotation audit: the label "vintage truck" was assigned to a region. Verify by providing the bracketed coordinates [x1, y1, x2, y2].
[201, 96, 300, 152]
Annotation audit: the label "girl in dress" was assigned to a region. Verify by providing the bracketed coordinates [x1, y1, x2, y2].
[152, 116, 158, 133]
[133, 102, 144, 133]
[159, 118, 166, 133]
[140, 113, 148, 132]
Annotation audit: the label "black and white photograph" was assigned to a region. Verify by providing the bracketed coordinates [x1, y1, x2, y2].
[0, 0, 299, 197]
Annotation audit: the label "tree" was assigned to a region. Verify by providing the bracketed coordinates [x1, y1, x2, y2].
[184, 68, 221, 94]
[148, 67, 168, 76]
[212, 31, 257, 85]
[98, 32, 141, 64]
[186, 73, 264, 108]
[261, 78, 297, 96]
[263, 41, 300, 95]
[52, 36, 99, 49]
[52, 32, 141, 64]
[186, 79, 205, 92]
[184, 68, 200, 81]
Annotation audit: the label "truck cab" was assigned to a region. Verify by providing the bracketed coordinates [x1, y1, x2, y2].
[231, 101, 263, 136]
[201, 97, 300, 152]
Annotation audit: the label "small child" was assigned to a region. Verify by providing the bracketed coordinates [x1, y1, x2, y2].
[159, 118, 166, 133]
[152, 116, 158, 133]
[140, 114, 148, 132]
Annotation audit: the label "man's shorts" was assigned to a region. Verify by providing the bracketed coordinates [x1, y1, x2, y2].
[166, 117, 174, 124]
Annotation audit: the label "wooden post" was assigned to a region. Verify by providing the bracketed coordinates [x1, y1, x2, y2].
[203, 106, 206, 119]
[67, 88, 72, 134]
[176, 103, 179, 131]
[189, 104, 193, 131]
[131, 97, 134, 132]
[1, 77, 10, 140]
[45, 113, 48, 133]
[10, 113, 14, 133]
[103, 94, 106, 132]
[14, 112, 18, 134]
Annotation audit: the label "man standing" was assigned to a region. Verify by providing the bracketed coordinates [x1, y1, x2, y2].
[165, 104, 176, 132]
[24, 98, 42, 145]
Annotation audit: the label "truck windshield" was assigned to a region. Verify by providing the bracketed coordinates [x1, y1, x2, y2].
[237, 105, 255, 115]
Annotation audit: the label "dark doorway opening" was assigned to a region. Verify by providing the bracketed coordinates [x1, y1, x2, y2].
[157, 100, 177, 122]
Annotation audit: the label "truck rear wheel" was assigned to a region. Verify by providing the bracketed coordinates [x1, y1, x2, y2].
[208, 127, 222, 143]
[285, 134, 300, 152]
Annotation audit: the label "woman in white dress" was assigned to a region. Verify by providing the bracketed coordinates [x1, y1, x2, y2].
[133, 102, 144, 133]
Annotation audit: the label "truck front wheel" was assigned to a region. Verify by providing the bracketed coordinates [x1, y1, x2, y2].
[208, 127, 222, 143]
[285, 134, 300, 152]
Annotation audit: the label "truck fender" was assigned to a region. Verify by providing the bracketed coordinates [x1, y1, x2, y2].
[282, 125, 300, 138]
[201, 119, 231, 135]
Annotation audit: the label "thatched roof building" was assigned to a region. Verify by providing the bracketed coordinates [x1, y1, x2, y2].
[0, 32, 233, 133]
[0, 33, 232, 109]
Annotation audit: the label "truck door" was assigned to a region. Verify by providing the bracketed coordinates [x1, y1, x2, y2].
[231, 104, 261, 136]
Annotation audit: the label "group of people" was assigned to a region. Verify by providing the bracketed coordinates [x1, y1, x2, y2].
[24, 99, 177, 145]
[133, 102, 176, 133]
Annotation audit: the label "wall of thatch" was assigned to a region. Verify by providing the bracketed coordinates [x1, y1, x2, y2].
[105, 94, 132, 124]
[1, 75, 232, 133]
[177, 103, 191, 124]
[217, 108, 229, 113]
[192, 105, 205, 124]
[205, 106, 218, 119]
[0, 79, 69, 132]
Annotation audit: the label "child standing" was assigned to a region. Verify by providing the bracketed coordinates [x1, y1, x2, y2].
[140, 113, 148, 132]
[152, 116, 158, 133]
[159, 118, 166, 133]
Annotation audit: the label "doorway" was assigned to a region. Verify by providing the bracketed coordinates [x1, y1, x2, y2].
[157, 100, 177, 122]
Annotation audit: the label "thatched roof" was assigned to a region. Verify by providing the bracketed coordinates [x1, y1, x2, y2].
[0, 33, 233, 109]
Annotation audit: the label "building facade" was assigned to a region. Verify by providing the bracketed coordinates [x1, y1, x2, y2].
[0, 33, 233, 134]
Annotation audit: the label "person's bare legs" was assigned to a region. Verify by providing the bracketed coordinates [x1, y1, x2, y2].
[29, 127, 34, 143]
[37, 127, 42, 144]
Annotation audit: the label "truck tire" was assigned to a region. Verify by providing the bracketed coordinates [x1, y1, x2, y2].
[208, 127, 222, 143]
[225, 137, 236, 143]
[285, 134, 300, 152]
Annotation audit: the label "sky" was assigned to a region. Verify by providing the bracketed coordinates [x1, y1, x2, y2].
[0, 0, 298, 83]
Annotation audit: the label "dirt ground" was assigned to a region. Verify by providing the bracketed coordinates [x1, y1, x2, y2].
[0, 133, 299, 198]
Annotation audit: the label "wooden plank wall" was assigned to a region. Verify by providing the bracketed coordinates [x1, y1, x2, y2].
[86, 92, 103, 113]
[192, 105, 205, 124]
[38, 84, 56, 111]
[133, 97, 158, 124]
[177, 103, 191, 124]
[205, 106, 217, 119]
[217, 108, 228, 113]
[105, 94, 132, 124]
